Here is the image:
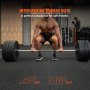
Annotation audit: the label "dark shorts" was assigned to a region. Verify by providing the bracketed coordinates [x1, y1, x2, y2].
[40, 33, 55, 45]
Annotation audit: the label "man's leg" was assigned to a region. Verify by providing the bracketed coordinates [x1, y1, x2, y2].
[35, 35, 43, 50]
[50, 35, 58, 60]
[35, 35, 44, 60]
[51, 35, 58, 50]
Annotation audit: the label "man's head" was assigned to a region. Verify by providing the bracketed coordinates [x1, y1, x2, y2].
[42, 5, 51, 20]
[74, 17, 78, 21]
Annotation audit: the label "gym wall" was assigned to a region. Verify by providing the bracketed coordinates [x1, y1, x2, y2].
[1, 1, 90, 45]
[70, 6, 90, 28]
[1, 0, 22, 44]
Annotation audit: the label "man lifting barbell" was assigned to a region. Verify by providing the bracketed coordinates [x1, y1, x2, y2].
[31, 6, 63, 60]
[2, 7, 90, 62]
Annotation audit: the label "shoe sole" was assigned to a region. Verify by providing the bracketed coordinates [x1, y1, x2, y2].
[36, 57, 43, 61]
[52, 57, 58, 61]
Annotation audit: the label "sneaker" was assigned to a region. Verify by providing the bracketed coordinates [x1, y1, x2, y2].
[36, 54, 43, 61]
[52, 54, 58, 61]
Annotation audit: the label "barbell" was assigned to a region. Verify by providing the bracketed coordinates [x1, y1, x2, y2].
[1, 40, 90, 62]
[0, 49, 76, 52]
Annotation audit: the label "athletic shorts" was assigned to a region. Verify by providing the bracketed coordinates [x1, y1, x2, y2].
[40, 33, 55, 45]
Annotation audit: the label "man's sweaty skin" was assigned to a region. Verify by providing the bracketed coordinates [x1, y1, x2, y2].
[31, 17, 63, 52]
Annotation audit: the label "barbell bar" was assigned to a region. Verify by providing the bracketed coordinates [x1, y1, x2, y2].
[17, 49, 76, 52]
[1, 40, 90, 62]
[0, 49, 77, 52]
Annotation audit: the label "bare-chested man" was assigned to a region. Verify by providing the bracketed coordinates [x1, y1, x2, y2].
[31, 6, 63, 60]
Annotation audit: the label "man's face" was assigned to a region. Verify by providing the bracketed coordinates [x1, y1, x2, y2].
[43, 7, 52, 20]
[43, 8, 49, 20]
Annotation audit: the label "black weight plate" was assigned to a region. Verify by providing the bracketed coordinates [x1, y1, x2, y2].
[84, 40, 89, 61]
[75, 40, 81, 61]
[87, 41, 90, 59]
[2, 40, 19, 62]
[7, 41, 19, 61]
[75, 40, 89, 61]
[2, 41, 10, 61]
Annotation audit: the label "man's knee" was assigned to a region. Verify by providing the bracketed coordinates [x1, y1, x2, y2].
[35, 36, 43, 43]
[51, 35, 58, 44]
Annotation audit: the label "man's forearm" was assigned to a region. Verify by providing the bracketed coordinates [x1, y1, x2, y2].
[31, 29, 38, 48]
[58, 37, 63, 48]
[31, 38, 35, 48]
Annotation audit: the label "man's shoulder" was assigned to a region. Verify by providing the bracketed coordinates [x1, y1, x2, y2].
[49, 17, 56, 21]
[50, 18, 58, 26]
[35, 19, 42, 27]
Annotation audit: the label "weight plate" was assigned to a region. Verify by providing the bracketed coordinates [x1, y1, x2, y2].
[2, 41, 10, 61]
[87, 41, 90, 59]
[2, 40, 19, 62]
[75, 40, 89, 61]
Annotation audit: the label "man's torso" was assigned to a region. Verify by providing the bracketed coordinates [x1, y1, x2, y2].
[39, 18, 55, 34]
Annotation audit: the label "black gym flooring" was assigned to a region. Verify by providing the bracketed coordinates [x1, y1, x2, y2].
[0, 46, 90, 90]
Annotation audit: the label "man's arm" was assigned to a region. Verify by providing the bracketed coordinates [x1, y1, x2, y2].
[53, 19, 63, 48]
[54, 25, 63, 48]
[31, 24, 40, 48]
